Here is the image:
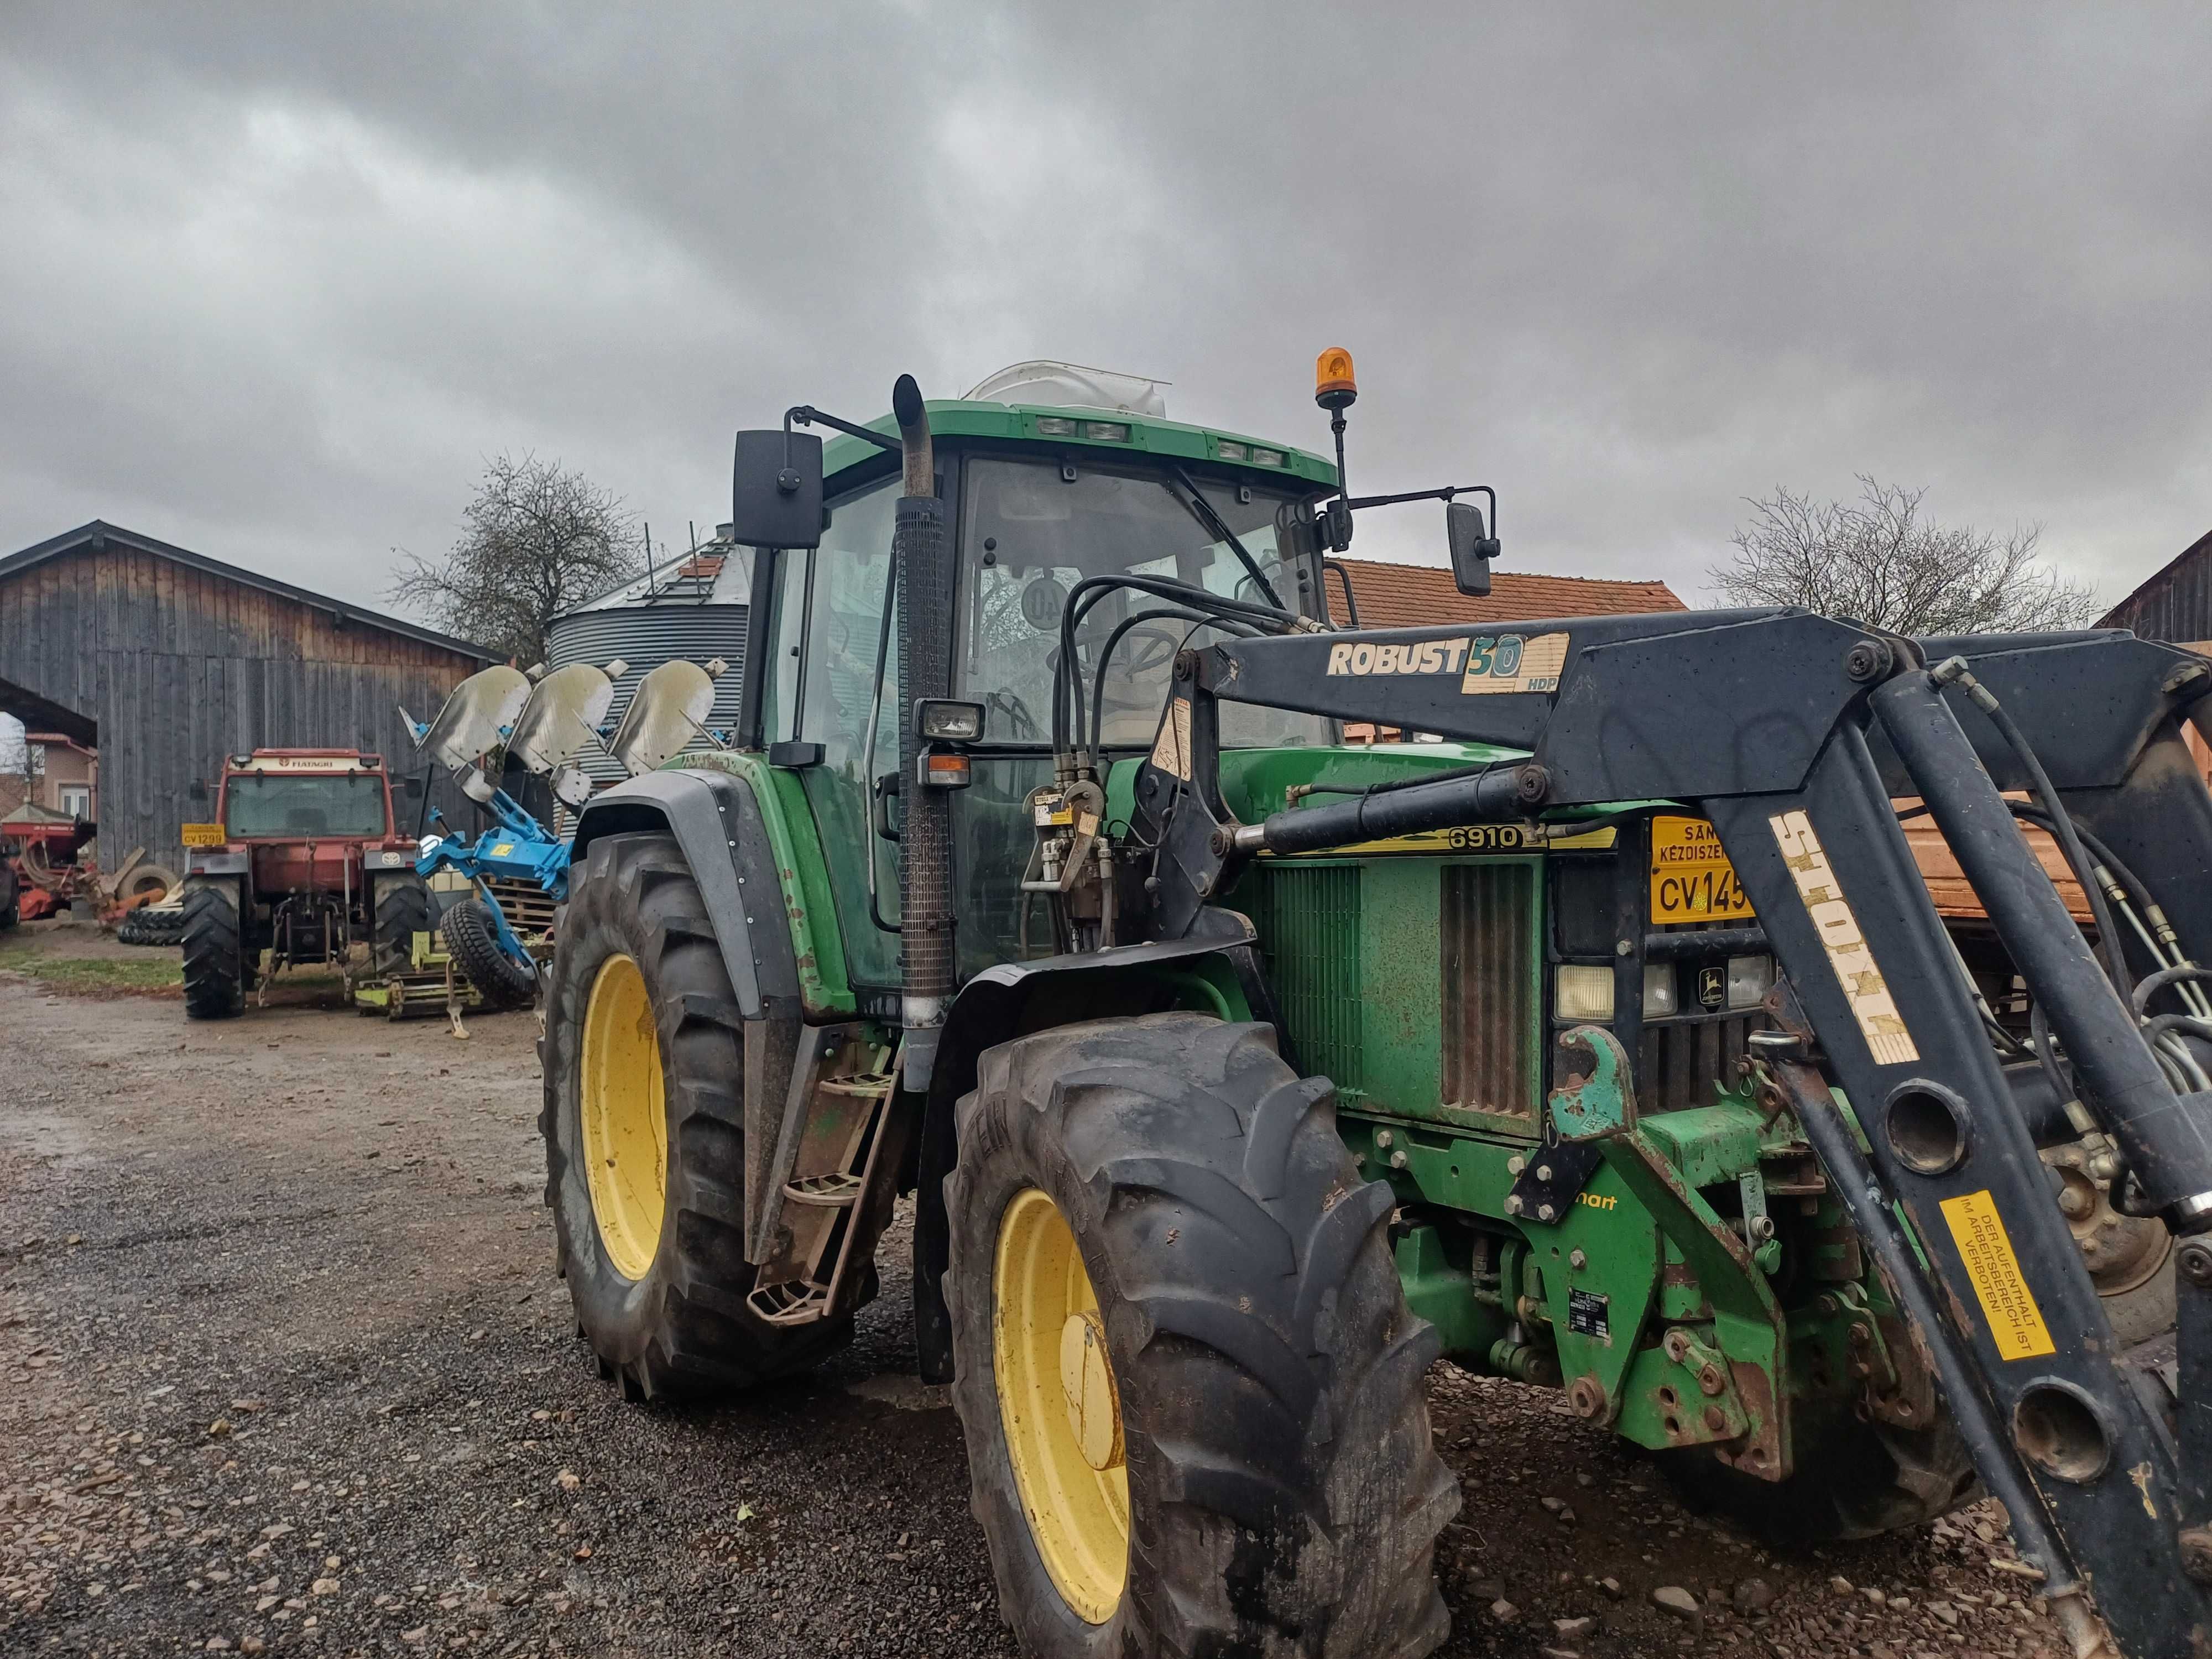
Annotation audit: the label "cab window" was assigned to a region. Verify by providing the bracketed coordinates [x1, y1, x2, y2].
[956, 455, 1330, 750]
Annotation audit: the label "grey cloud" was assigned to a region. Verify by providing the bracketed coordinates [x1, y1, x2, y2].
[1, 2, 2206, 613]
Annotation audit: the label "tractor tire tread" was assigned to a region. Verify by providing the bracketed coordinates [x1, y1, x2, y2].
[945, 1012, 1457, 1659]
[371, 878, 432, 978]
[180, 878, 245, 1020]
[118, 907, 186, 947]
[541, 832, 852, 1399]
[444, 895, 537, 1008]
[1664, 1415, 1980, 1543]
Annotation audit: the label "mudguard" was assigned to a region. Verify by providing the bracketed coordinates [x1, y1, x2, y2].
[572, 768, 797, 1019]
[908, 907, 1281, 1383]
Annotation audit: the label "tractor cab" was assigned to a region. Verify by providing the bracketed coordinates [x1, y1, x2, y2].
[736, 373, 1350, 995]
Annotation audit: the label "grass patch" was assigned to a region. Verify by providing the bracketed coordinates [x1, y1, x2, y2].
[0, 943, 182, 995]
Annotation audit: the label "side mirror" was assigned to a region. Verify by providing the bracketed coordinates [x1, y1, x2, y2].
[730, 429, 823, 549]
[1446, 500, 1500, 597]
[1323, 497, 1354, 553]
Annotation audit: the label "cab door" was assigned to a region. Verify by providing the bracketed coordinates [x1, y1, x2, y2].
[753, 477, 904, 997]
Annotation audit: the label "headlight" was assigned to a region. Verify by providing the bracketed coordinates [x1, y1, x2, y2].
[1726, 954, 1773, 1010]
[1556, 964, 1614, 1021]
[1642, 963, 1677, 1016]
[915, 698, 987, 743]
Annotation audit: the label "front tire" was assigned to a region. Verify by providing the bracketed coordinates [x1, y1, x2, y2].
[1665, 1414, 1979, 1543]
[540, 832, 853, 1397]
[181, 877, 246, 1020]
[946, 1014, 1458, 1658]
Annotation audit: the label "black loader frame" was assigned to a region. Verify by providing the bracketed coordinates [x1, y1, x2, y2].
[1126, 607, 2212, 1658]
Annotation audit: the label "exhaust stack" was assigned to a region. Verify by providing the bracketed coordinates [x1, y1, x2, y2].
[891, 374, 952, 1082]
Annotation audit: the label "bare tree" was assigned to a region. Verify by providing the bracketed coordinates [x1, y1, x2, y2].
[1709, 476, 2100, 634]
[390, 453, 645, 664]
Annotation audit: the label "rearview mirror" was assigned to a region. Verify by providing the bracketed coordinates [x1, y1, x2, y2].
[730, 429, 823, 549]
[1446, 500, 1500, 597]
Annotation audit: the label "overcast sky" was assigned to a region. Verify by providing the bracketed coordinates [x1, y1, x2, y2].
[3, 4, 2208, 623]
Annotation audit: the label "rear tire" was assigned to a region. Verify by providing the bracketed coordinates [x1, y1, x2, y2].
[946, 1013, 1458, 1658]
[1665, 1414, 1979, 1542]
[370, 877, 432, 978]
[540, 832, 853, 1397]
[444, 896, 537, 1008]
[181, 877, 246, 1020]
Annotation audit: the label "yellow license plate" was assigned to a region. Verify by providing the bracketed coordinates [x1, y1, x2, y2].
[180, 822, 228, 847]
[1649, 815, 1755, 922]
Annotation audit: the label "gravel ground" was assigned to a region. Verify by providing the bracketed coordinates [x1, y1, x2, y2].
[0, 933, 2072, 1658]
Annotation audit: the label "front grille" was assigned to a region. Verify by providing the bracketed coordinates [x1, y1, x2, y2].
[1248, 864, 1365, 1093]
[1441, 863, 1540, 1117]
[1639, 1013, 1762, 1114]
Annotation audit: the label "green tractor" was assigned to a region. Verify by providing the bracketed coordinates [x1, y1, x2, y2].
[541, 356, 2212, 1657]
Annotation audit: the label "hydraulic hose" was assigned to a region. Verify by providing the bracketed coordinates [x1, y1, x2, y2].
[1931, 658, 2130, 993]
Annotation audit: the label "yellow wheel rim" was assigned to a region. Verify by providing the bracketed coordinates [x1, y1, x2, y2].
[993, 1187, 1130, 1623]
[580, 953, 667, 1280]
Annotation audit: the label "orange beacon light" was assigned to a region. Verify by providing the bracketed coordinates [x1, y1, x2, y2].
[1314, 347, 1357, 410]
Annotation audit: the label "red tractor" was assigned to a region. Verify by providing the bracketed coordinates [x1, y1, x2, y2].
[179, 749, 429, 1019]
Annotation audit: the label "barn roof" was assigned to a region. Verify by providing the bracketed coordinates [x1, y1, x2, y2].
[1324, 558, 1686, 629]
[0, 520, 495, 663]
[2100, 526, 2212, 634]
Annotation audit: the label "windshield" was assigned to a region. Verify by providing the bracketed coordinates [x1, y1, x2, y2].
[223, 774, 389, 838]
[957, 455, 1333, 749]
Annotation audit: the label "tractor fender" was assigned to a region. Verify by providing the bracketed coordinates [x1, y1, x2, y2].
[570, 768, 800, 1021]
[908, 907, 1282, 1384]
[187, 850, 249, 877]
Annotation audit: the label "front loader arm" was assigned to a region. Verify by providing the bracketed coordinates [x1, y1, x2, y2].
[1131, 609, 2212, 1658]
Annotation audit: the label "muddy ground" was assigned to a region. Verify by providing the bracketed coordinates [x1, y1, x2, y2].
[0, 922, 2067, 1657]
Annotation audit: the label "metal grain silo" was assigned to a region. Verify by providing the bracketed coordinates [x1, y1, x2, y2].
[545, 530, 751, 795]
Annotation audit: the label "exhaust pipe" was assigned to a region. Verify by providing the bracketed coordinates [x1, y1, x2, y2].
[892, 374, 952, 1084]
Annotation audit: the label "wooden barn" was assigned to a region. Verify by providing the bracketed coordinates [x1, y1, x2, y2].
[0, 520, 492, 869]
[2102, 525, 2212, 643]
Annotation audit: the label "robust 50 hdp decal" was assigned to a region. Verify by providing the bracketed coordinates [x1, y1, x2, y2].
[1323, 630, 1571, 696]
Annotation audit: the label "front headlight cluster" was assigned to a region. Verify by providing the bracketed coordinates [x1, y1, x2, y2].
[1554, 955, 1772, 1020]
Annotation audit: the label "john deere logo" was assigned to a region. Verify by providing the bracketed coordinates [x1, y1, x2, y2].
[1698, 966, 1725, 1009]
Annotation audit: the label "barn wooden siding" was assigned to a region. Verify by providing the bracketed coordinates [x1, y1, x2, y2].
[2102, 529, 2212, 641]
[0, 535, 486, 869]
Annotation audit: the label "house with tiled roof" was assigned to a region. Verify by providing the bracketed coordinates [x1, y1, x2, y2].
[1322, 558, 1684, 630]
[1318, 559, 1686, 741]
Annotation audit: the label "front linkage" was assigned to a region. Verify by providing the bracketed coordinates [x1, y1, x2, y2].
[1126, 608, 2212, 1659]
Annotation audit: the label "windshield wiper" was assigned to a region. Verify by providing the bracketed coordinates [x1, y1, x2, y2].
[1166, 465, 1287, 614]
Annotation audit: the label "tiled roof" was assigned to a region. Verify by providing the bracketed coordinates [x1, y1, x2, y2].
[1325, 559, 1685, 629]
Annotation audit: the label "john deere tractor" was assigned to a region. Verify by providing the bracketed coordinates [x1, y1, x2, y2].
[540, 356, 2212, 1657]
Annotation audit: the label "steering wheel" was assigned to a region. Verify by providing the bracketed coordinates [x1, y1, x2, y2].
[1092, 623, 1187, 735]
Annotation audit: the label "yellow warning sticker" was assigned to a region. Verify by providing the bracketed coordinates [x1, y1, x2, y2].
[1939, 1190, 2056, 1360]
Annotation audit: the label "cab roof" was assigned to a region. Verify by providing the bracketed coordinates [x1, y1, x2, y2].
[823, 399, 1338, 495]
